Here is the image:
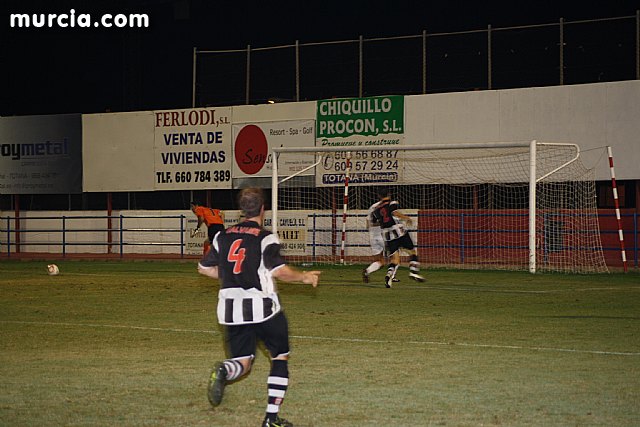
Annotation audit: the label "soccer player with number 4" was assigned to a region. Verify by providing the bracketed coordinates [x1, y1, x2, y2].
[197, 187, 321, 427]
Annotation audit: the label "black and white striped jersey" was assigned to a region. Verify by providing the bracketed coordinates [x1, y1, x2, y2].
[367, 201, 382, 228]
[199, 220, 286, 325]
[372, 198, 407, 242]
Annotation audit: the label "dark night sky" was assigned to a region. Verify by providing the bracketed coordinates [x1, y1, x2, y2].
[2, 0, 638, 116]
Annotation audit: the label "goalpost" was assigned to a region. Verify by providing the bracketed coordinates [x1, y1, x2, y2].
[271, 141, 608, 273]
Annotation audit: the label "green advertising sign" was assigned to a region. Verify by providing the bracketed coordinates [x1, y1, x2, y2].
[315, 95, 405, 186]
[317, 95, 404, 139]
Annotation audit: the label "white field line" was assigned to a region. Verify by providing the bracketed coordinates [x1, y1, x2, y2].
[411, 285, 640, 294]
[3, 320, 639, 357]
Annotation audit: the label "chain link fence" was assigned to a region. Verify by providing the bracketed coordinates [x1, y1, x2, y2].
[194, 14, 639, 107]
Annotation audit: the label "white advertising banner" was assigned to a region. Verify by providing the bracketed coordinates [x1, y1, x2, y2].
[154, 108, 233, 189]
[185, 217, 207, 256]
[232, 120, 315, 179]
[263, 210, 310, 256]
[185, 209, 244, 256]
[83, 111, 155, 192]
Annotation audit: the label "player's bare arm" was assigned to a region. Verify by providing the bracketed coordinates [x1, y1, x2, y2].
[197, 263, 219, 278]
[272, 265, 321, 287]
[393, 210, 413, 226]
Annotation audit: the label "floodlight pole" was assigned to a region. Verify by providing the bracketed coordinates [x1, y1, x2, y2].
[192, 47, 197, 108]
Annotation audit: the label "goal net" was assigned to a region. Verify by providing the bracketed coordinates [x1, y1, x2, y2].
[270, 141, 608, 273]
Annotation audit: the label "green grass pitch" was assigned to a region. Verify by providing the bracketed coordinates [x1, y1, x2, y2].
[1, 260, 639, 426]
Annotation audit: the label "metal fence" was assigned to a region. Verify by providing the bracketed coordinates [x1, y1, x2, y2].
[1, 214, 187, 258]
[1, 211, 637, 268]
[193, 13, 640, 107]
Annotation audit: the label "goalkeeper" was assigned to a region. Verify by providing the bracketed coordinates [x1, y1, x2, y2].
[371, 188, 425, 288]
[191, 201, 225, 254]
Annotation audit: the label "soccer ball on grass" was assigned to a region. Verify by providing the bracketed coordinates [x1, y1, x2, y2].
[47, 264, 60, 276]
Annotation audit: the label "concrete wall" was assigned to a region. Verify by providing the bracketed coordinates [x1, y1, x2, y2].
[79, 81, 640, 190]
[405, 81, 640, 180]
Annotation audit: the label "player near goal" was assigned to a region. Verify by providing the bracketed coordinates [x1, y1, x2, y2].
[371, 188, 425, 288]
[197, 188, 321, 427]
[191, 201, 225, 254]
[362, 199, 398, 284]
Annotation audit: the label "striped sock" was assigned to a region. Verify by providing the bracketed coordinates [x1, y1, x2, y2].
[387, 263, 398, 279]
[410, 255, 420, 274]
[265, 359, 289, 422]
[222, 359, 245, 381]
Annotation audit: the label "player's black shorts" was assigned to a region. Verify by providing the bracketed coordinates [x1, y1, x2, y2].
[225, 311, 290, 359]
[386, 233, 415, 255]
[207, 223, 225, 243]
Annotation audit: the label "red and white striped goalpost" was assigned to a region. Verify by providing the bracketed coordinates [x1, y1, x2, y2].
[340, 151, 352, 264]
[607, 146, 628, 272]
